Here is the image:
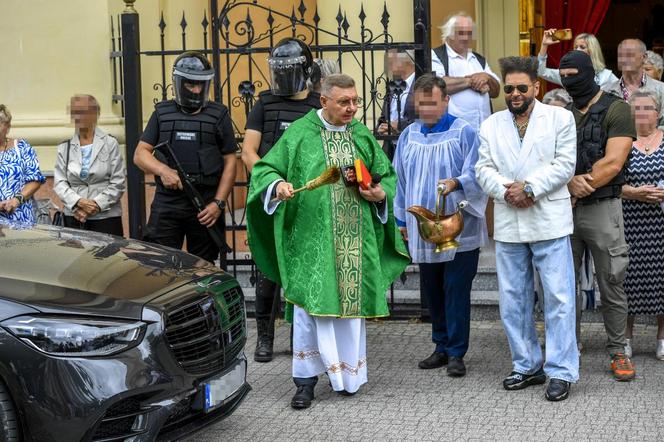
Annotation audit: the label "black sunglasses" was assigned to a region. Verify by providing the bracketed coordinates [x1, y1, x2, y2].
[503, 84, 531, 94]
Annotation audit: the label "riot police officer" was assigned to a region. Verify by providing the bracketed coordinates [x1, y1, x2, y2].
[134, 51, 237, 263]
[241, 38, 321, 362]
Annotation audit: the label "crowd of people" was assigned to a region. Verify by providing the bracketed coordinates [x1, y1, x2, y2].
[2, 10, 664, 409]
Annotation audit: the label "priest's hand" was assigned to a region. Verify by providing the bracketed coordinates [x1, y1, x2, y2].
[359, 183, 386, 202]
[275, 182, 295, 201]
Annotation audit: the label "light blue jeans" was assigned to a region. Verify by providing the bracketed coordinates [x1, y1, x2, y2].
[496, 236, 579, 383]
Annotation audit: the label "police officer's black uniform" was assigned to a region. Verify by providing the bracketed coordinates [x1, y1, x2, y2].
[246, 38, 321, 362]
[140, 52, 237, 263]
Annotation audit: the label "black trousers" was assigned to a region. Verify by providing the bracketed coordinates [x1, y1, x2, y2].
[143, 205, 222, 263]
[64, 216, 124, 236]
[255, 270, 281, 322]
[418, 248, 480, 358]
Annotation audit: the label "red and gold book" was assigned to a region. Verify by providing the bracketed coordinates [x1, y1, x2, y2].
[354, 158, 372, 190]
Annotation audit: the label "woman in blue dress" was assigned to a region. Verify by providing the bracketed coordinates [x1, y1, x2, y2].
[0, 104, 46, 224]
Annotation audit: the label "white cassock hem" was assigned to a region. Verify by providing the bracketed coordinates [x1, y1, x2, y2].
[292, 305, 367, 393]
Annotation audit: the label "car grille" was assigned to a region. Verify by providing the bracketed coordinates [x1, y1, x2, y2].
[164, 285, 246, 376]
[91, 395, 151, 441]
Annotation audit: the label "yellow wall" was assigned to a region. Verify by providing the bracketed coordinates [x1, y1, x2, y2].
[477, 0, 520, 111]
[1, 0, 124, 170]
[1, 0, 519, 171]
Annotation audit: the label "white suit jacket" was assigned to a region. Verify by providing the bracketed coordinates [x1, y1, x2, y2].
[54, 127, 126, 219]
[475, 100, 577, 243]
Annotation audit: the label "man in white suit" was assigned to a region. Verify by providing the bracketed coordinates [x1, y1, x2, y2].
[475, 56, 578, 401]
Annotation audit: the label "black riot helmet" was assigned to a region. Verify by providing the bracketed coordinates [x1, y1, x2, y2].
[268, 38, 313, 96]
[172, 51, 214, 112]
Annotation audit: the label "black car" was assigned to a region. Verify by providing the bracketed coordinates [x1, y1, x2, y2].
[0, 222, 250, 441]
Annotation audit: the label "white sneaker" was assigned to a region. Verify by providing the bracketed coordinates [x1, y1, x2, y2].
[625, 338, 633, 358]
[657, 339, 664, 360]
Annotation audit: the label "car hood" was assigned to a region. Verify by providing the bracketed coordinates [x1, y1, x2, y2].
[0, 222, 225, 320]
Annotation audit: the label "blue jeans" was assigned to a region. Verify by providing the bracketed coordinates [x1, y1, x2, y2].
[496, 237, 579, 383]
[419, 249, 480, 358]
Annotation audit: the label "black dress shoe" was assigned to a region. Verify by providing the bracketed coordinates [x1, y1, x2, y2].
[502, 368, 546, 391]
[337, 390, 356, 396]
[545, 378, 570, 401]
[291, 385, 315, 409]
[447, 357, 466, 377]
[418, 351, 448, 369]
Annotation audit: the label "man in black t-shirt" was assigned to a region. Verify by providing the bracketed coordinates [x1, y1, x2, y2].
[134, 52, 237, 263]
[560, 50, 637, 382]
[241, 38, 321, 363]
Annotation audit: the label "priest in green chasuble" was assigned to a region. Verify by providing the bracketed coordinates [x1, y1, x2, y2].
[247, 74, 409, 409]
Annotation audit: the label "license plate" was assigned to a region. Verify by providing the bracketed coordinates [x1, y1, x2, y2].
[204, 359, 246, 413]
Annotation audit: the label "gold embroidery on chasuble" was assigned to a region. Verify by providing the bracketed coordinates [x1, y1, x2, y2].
[320, 129, 363, 316]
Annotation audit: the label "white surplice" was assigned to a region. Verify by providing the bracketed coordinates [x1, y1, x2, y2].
[292, 306, 367, 393]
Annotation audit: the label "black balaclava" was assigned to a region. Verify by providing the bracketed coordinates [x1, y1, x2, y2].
[559, 50, 600, 109]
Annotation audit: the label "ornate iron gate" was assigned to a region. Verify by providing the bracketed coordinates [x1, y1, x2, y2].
[112, 0, 431, 313]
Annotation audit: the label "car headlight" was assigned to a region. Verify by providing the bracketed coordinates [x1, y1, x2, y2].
[1, 316, 146, 357]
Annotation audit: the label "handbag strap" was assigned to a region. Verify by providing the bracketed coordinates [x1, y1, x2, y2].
[64, 140, 71, 186]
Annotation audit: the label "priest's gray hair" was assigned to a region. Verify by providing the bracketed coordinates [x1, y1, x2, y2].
[628, 88, 662, 115]
[320, 74, 356, 96]
[440, 12, 475, 41]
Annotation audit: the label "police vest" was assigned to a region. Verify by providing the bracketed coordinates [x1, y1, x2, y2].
[155, 100, 226, 186]
[571, 93, 625, 199]
[257, 91, 321, 157]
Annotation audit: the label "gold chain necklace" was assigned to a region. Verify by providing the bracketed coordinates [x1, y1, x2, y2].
[637, 130, 660, 152]
[513, 117, 529, 138]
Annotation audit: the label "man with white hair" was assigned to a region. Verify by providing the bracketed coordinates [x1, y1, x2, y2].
[604, 39, 664, 125]
[432, 12, 500, 131]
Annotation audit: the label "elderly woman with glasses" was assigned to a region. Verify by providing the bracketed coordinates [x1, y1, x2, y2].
[622, 88, 664, 360]
[53, 95, 126, 236]
[0, 104, 46, 224]
[537, 30, 618, 88]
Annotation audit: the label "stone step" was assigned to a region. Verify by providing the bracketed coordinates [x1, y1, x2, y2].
[226, 263, 499, 292]
[241, 286, 501, 320]
[239, 287, 616, 323]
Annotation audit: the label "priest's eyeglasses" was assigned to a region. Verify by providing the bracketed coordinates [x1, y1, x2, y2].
[326, 97, 363, 107]
[503, 84, 531, 94]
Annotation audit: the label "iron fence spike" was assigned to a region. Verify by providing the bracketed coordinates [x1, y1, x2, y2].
[298, 0, 307, 19]
[202, 10, 209, 30]
[159, 11, 166, 33]
[180, 11, 188, 30]
[359, 4, 366, 25]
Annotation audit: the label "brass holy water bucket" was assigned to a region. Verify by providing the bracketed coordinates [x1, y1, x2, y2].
[407, 184, 468, 253]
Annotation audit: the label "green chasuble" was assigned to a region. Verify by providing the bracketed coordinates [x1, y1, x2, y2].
[247, 109, 410, 318]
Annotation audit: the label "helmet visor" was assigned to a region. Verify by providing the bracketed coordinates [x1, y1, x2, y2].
[173, 75, 211, 111]
[269, 56, 308, 96]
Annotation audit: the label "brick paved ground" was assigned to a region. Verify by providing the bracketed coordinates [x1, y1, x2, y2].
[188, 320, 664, 441]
